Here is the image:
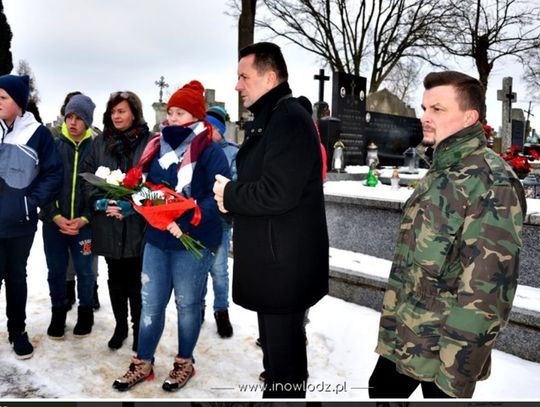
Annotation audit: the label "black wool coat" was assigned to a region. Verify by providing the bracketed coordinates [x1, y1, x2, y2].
[224, 82, 329, 314]
[81, 124, 153, 259]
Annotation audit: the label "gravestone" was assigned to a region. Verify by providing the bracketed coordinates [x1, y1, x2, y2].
[497, 77, 516, 150]
[511, 108, 526, 148]
[331, 72, 367, 165]
[365, 111, 423, 166]
[314, 68, 330, 102]
[367, 88, 416, 118]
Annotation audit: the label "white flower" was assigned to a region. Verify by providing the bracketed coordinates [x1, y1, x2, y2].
[95, 166, 111, 179]
[105, 169, 125, 185]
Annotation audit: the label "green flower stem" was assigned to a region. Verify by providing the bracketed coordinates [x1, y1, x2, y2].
[179, 235, 206, 260]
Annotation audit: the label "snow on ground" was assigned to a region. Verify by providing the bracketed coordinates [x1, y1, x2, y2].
[329, 247, 540, 314]
[0, 225, 539, 401]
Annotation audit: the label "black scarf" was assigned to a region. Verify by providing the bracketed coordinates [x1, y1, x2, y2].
[104, 122, 149, 171]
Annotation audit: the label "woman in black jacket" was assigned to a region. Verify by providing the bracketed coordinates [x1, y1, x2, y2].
[81, 91, 153, 351]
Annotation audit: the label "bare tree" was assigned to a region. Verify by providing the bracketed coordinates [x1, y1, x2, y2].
[15, 59, 42, 120]
[255, 0, 449, 94]
[380, 58, 422, 105]
[0, 0, 13, 75]
[16, 59, 40, 104]
[522, 48, 540, 101]
[228, 0, 258, 121]
[434, 0, 540, 90]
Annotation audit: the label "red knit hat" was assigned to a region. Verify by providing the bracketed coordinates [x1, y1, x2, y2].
[167, 80, 206, 120]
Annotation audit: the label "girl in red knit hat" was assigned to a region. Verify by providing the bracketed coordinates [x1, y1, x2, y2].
[113, 80, 231, 392]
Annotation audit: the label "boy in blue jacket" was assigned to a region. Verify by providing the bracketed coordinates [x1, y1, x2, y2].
[0, 74, 63, 359]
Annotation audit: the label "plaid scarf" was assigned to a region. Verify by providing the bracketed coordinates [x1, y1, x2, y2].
[104, 123, 148, 172]
[138, 121, 211, 197]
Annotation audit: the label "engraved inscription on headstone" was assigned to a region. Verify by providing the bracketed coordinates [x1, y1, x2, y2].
[331, 72, 366, 165]
[365, 111, 423, 166]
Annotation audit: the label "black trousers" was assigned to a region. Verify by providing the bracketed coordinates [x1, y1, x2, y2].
[0, 234, 35, 335]
[369, 355, 454, 399]
[257, 310, 308, 398]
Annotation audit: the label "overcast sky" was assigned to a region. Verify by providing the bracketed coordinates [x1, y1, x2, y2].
[4, 0, 539, 134]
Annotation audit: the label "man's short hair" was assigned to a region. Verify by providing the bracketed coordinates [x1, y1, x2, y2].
[424, 71, 486, 121]
[239, 42, 288, 83]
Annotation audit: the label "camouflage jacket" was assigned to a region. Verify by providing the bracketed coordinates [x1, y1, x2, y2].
[375, 122, 526, 398]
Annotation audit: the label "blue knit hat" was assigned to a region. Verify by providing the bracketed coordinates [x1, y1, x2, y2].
[64, 94, 96, 128]
[0, 74, 30, 110]
[205, 105, 228, 136]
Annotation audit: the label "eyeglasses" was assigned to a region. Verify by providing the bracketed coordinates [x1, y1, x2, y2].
[110, 91, 130, 99]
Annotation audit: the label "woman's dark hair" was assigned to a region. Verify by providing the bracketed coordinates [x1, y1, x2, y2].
[239, 42, 288, 83]
[424, 71, 486, 122]
[103, 91, 145, 129]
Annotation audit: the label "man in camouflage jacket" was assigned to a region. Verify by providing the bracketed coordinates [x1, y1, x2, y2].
[369, 71, 527, 398]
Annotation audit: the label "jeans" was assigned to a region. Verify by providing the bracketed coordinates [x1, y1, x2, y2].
[137, 242, 214, 361]
[43, 222, 94, 308]
[203, 225, 231, 311]
[0, 234, 35, 335]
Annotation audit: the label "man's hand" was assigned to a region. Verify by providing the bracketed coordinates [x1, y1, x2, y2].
[213, 174, 230, 213]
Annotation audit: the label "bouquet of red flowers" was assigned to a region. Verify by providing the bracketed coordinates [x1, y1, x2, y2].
[80, 166, 206, 259]
[500, 145, 531, 179]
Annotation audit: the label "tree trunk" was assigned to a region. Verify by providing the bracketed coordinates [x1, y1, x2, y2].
[238, 0, 257, 122]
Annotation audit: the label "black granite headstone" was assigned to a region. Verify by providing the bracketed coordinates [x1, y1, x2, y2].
[511, 119, 525, 148]
[365, 111, 423, 166]
[318, 116, 342, 170]
[331, 72, 366, 165]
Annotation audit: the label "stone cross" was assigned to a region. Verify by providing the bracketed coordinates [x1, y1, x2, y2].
[497, 77, 516, 150]
[314, 68, 330, 102]
[154, 76, 169, 103]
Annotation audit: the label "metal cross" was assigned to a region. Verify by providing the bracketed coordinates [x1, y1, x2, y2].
[154, 76, 169, 103]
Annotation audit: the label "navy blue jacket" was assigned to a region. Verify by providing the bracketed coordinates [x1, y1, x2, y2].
[0, 112, 63, 238]
[144, 126, 230, 251]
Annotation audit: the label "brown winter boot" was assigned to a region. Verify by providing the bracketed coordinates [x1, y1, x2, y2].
[112, 356, 154, 391]
[162, 356, 195, 392]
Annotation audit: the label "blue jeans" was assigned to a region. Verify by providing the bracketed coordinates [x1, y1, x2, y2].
[0, 234, 34, 335]
[203, 226, 231, 311]
[137, 242, 214, 361]
[43, 222, 94, 308]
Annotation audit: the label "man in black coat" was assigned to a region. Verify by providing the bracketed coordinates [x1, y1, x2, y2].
[213, 42, 329, 398]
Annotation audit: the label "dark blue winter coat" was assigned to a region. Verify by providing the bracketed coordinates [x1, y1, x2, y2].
[0, 112, 63, 238]
[144, 124, 230, 251]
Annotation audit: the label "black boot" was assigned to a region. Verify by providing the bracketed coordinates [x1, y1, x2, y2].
[73, 306, 94, 337]
[93, 282, 100, 311]
[66, 280, 76, 311]
[108, 283, 128, 350]
[128, 288, 142, 353]
[214, 309, 233, 338]
[47, 306, 68, 339]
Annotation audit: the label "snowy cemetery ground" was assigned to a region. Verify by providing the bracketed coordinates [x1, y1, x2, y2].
[0, 223, 539, 401]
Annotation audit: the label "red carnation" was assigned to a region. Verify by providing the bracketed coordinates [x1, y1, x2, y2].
[123, 166, 143, 189]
